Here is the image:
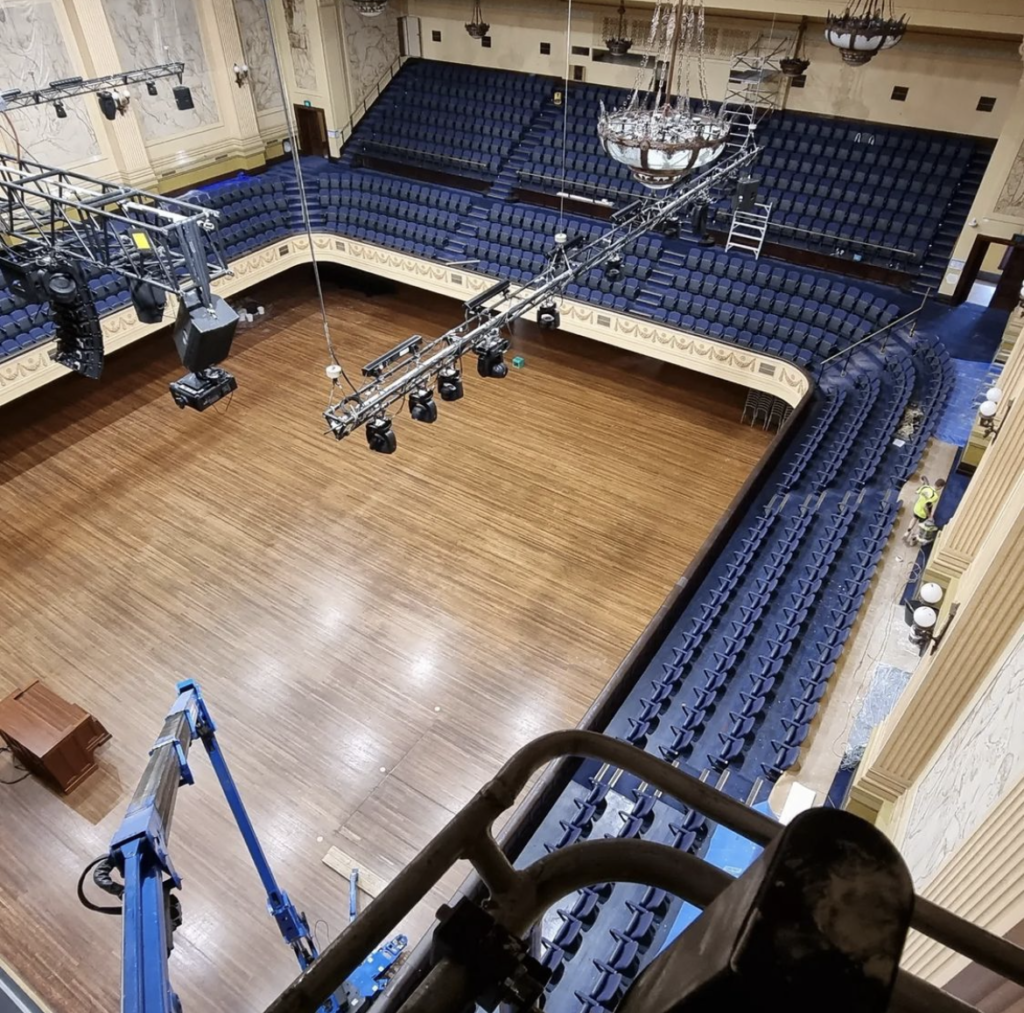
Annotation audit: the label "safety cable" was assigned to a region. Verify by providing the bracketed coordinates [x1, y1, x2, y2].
[558, 0, 574, 231]
[261, 0, 361, 399]
[77, 855, 124, 916]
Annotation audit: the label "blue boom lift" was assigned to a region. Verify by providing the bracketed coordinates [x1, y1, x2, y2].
[78, 681, 404, 1013]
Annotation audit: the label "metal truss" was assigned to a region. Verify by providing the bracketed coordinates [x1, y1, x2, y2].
[324, 145, 760, 440]
[0, 153, 229, 308]
[261, 729, 1024, 1013]
[0, 63, 185, 113]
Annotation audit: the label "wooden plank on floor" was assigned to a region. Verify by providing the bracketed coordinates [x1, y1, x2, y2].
[322, 846, 390, 899]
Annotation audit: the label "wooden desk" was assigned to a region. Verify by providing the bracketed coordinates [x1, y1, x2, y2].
[0, 681, 110, 793]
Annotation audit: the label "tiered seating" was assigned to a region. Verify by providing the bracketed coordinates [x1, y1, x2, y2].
[758, 113, 984, 267]
[517, 84, 646, 201]
[186, 176, 293, 259]
[350, 61, 551, 179]
[319, 174, 469, 259]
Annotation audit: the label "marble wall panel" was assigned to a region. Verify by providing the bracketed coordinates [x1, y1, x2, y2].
[341, 0, 399, 109]
[100, 0, 219, 141]
[902, 629, 1024, 886]
[233, 0, 283, 112]
[283, 0, 316, 91]
[0, 0, 100, 165]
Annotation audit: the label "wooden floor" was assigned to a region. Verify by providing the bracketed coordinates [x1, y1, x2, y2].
[0, 272, 770, 1013]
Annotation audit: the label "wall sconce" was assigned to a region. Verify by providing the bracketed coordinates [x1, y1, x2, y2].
[233, 63, 250, 88]
[979, 390, 1010, 438]
[909, 605, 938, 650]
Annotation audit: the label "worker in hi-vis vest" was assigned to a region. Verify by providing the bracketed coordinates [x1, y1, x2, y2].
[904, 477, 946, 543]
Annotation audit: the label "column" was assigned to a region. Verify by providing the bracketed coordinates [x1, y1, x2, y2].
[853, 470, 1024, 810]
[926, 342, 1024, 582]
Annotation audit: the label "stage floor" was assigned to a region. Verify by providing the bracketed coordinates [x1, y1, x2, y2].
[0, 271, 771, 1013]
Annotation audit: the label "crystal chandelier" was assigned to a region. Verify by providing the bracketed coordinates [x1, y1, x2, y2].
[351, 0, 388, 16]
[598, 0, 729, 190]
[465, 0, 489, 39]
[825, 0, 908, 66]
[604, 2, 633, 57]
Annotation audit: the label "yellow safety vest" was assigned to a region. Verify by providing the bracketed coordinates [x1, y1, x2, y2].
[914, 485, 939, 520]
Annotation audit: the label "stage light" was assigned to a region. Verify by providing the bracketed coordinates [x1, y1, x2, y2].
[146, 81, 158, 96]
[130, 279, 167, 324]
[438, 365, 464, 401]
[54, 100, 67, 119]
[169, 367, 237, 410]
[538, 301, 560, 330]
[662, 217, 680, 238]
[173, 85, 194, 111]
[605, 255, 623, 281]
[366, 415, 397, 454]
[409, 387, 438, 423]
[97, 91, 117, 121]
[476, 347, 508, 378]
[114, 89, 131, 114]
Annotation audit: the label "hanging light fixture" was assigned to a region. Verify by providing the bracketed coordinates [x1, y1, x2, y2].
[352, 0, 389, 17]
[781, 17, 811, 78]
[598, 0, 729, 190]
[465, 0, 489, 39]
[604, 2, 634, 57]
[825, 0, 908, 66]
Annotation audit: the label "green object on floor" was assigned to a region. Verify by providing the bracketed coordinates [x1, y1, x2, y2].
[512, 355, 526, 369]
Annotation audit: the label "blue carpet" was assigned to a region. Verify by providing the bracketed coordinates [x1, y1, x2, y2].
[916, 302, 1009, 362]
[658, 802, 774, 951]
[933, 359, 1003, 446]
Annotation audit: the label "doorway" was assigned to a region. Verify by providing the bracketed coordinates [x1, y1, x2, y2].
[953, 235, 1024, 310]
[293, 104, 329, 158]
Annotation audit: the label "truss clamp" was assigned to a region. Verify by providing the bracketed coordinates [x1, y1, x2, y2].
[431, 898, 550, 1013]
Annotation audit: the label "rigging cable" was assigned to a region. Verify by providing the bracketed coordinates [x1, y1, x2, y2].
[262, 0, 361, 399]
[558, 0, 573, 231]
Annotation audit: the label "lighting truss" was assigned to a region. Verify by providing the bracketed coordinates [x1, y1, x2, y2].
[0, 63, 185, 113]
[0, 153, 229, 309]
[323, 144, 759, 441]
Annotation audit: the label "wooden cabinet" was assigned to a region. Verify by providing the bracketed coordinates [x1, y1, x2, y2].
[0, 681, 110, 793]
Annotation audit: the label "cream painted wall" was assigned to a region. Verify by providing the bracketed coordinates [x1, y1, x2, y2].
[406, 0, 1022, 138]
[941, 71, 1024, 297]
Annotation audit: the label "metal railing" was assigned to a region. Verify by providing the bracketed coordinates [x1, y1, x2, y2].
[819, 288, 931, 376]
[336, 54, 406, 147]
[358, 139, 491, 173]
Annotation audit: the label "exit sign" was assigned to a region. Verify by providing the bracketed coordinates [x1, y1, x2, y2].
[303, 100, 312, 107]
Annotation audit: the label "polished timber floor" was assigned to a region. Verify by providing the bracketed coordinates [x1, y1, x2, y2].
[0, 273, 770, 1013]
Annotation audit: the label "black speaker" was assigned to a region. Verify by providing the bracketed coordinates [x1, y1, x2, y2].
[735, 176, 761, 212]
[48, 266, 104, 380]
[173, 86, 194, 111]
[173, 294, 238, 372]
[97, 91, 117, 121]
[130, 280, 167, 324]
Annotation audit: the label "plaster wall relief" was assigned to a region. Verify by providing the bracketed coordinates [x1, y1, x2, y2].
[902, 629, 1024, 887]
[283, 0, 316, 91]
[995, 137, 1024, 218]
[233, 0, 284, 112]
[0, 0, 100, 165]
[100, 0, 219, 141]
[340, 0, 400, 109]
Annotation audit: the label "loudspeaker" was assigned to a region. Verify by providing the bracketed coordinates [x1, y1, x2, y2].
[49, 266, 105, 380]
[173, 294, 238, 372]
[173, 86, 194, 111]
[735, 176, 761, 212]
[130, 280, 167, 324]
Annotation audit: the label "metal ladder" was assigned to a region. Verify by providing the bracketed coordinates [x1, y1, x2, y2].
[721, 35, 789, 156]
[726, 200, 774, 258]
